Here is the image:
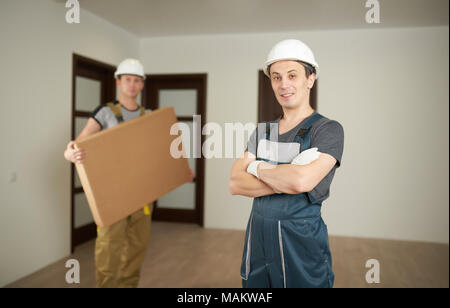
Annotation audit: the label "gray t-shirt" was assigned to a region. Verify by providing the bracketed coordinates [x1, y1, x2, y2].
[246, 112, 344, 203]
[90, 101, 151, 130]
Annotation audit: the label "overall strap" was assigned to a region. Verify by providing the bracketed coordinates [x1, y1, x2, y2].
[139, 106, 146, 116]
[255, 122, 274, 162]
[106, 101, 124, 123]
[106, 101, 146, 123]
[293, 113, 324, 151]
[255, 122, 271, 141]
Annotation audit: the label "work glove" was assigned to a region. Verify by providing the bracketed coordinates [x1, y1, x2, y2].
[246, 160, 264, 178]
[247, 160, 282, 194]
[291, 147, 321, 165]
[246, 148, 321, 194]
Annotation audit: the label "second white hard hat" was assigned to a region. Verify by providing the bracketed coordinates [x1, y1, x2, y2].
[264, 39, 319, 78]
[114, 58, 145, 79]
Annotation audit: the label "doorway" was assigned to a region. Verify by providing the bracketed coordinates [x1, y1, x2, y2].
[144, 74, 207, 226]
[71, 54, 117, 252]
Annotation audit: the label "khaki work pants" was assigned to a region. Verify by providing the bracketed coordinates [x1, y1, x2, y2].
[95, 206, 151, 288]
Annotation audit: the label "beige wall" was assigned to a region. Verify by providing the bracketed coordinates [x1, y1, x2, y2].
[0, 0, 139, 287]
[140, 26, 449, 244]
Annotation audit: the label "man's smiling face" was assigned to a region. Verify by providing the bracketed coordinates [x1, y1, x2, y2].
[269, 60, 315, 110]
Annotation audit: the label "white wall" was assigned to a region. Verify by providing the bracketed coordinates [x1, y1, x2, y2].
[140, 26, 449, 244]
[0, 0, 139, 287]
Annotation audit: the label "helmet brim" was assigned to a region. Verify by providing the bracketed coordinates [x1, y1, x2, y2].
[264, 58, 319, 79]
[114, 73, 146, 80]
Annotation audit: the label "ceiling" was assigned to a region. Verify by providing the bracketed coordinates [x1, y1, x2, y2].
[74, 0, 448, 38]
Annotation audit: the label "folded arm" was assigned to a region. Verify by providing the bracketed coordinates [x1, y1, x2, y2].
[258, 153, 337, 194]
[229, 152, 277, 198]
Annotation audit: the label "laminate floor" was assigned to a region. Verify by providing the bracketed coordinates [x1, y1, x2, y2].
[6, 221, 449, 288]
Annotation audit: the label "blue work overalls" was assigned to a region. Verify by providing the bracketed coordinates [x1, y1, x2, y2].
[241, 113, 334, 288]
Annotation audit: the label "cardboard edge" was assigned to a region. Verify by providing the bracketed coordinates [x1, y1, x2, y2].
[77, 107, 175, 145]
[73, 147, 105, 227]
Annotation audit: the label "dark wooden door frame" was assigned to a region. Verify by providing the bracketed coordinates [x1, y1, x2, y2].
[144, 74, 207, 227]
[71, 54, 116, 253]
[258, 70, 317, 123]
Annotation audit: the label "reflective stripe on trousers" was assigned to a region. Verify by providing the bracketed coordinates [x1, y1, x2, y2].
[241, 193, 334, 288]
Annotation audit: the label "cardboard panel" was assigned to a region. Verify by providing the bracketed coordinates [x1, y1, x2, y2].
[75, 107, 191, 227]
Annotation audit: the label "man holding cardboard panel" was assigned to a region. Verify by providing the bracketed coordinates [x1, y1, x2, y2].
[64, 59, 193, 288]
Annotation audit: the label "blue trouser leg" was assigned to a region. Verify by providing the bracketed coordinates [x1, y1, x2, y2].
[242, 212, 334, 288]
[278, 217, 334, 287]
[242, 214, 284, 288]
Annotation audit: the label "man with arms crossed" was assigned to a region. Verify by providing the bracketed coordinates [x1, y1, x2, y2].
[230, 40, 344, 288]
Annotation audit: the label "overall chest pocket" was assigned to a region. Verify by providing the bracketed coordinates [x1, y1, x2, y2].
[257, 139, 301, 164]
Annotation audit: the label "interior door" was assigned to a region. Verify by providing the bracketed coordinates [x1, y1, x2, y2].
[73, 75, 99, 234]
[144, 74, 206, 226]
[71, 54, 116, 252]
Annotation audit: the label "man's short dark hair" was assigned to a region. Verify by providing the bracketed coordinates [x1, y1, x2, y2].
[268, 61, 316, 78]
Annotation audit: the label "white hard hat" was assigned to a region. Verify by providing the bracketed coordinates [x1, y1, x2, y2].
[114, 58, 145, 79]
[264, 39, 319, 78]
